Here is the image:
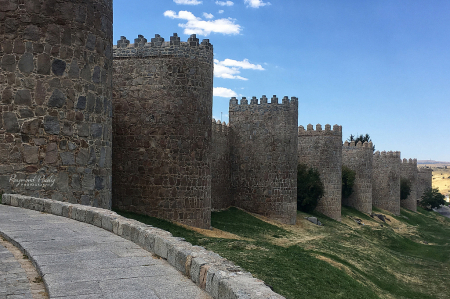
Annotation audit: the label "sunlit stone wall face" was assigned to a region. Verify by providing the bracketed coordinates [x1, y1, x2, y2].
[372, 151, 401, 215]
[0, 0, 113, 208]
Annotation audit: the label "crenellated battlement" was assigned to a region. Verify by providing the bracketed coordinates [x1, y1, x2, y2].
[211, 118, 230, 134]
[343, 140, 373, 149]
[401, 158, 418, 165]
[229, 95, 298, 111]
[113, 33, 213, 58]
[373, 150, 401, 159]
[298, 124, 342, 136]
[418, 167, 433, 173]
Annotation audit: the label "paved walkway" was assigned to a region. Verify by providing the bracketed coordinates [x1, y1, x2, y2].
[434, 205, 450, 219]
[0, 205, 211, 299]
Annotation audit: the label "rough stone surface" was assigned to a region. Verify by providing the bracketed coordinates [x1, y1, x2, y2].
[0, 0, 113, 208]
[228, 95, 298, 224]
[417, 167, 433, 200]
[372, 151, 401, 215]
[342, 141, 373, 214]
[298, 124, 343, 221]
[112, 34, 213, 229]
[400, 158, 418, 212]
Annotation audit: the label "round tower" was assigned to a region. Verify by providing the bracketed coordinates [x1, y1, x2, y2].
[112, 34, 213, 229]
[0, 0, 113, 208]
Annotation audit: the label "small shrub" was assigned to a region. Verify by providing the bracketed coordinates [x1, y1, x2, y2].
[420, 187, 446, 210]
[297, 164, 324, 213]
[400, 178, 411, 200]
[342, 166, 356, 199]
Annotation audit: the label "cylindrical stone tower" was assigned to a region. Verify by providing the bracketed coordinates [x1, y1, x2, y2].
[298, 124, 343, 221]
[400, 158, 418, 212]
[372, 151, 401, 215]
[112, 34, 213, 229]
[0, 0, 113, 208]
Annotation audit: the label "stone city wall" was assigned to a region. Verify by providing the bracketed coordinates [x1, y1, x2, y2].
[342, 141, 373, 214]
[112, 34, 213, 229]
[211, 119, 232, 210]
[400, 158, 418, 212]
[298, 124, 342, 221]
[417, 167, 433, 200]
[372, 151, 401, 215]
[0, 0, 113, 208]
[229, 95, 298, 224]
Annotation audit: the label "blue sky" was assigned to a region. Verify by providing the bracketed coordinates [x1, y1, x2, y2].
[113, 0, 450, 162]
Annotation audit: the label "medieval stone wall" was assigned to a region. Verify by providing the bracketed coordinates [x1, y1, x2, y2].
[229, 96, 298, 224]
[372, 151, 401, 215]
[0, 0, 113, 208]
[211, 119, 232, 210]
[298, 124, 342, 221]
[112, 34, 213, 229]
[342, 141, 373, 214]
[400, 158, 418, 211]
[417, 167, 433, 200]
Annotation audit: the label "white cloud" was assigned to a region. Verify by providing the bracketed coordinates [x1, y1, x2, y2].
[164, 10, 241, 36]
[244, 0, 271, 8]
[216, 1, 234, 6]
[218, 10, 224, 13]
[214, 58, 264, 80]
[174, 0, 202, 5]
[214, 87, 237, 98]
[203, 12, 214, 19]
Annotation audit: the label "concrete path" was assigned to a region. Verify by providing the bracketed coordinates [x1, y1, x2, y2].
[0, 205, 211, 299]
[434, 205, 450, 218]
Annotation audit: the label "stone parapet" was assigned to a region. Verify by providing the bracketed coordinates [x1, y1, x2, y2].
[1, 194, 284, 299]
[298, 124, 343, 221]
[342, 141, 373, 214]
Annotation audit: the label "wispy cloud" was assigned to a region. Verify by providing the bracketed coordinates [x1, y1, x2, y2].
[214, 87, 237, 98]
[174, 0, 202, 5]
[244, 0, 271, 8]
[203, 12, 214, 19]
[216, 1, 234, 6]
[218, 10, 224, 14]
[164, 10, 241, 36]
[214, 58, 265, 80]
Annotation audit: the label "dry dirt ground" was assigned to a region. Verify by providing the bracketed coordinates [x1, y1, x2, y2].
[420, 163, 450, 196]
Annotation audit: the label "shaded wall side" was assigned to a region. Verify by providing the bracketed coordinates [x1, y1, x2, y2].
[211, 121, 232, 210]
[372, 153, 401, 215]
[298, 129, 342, 221]
[0, 0, 113, 208]
[112, 54, 212, 229]
[230, 99, 298, 224]
[342, 145, 373, 214]
[400, 160, 418, 212]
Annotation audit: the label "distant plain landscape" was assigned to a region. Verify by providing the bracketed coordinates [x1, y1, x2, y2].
[418, 161, 450, 196]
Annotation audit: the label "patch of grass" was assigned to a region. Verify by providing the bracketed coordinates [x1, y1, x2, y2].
[117, 206, 450, 299]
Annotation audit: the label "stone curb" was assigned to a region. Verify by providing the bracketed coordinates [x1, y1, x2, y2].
[1, 194, 285, 299]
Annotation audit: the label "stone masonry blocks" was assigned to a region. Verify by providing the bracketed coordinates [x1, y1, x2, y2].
[112, 34, 213, 229]
[0, 0, 113, 208]
[342, 141, 373, 214]
[298, 124, 342, 221]
[400, 158, 418, 212]
[229, 95, 298, 225]
[417, 167, 433, 201]
[372, 151, 401, 215]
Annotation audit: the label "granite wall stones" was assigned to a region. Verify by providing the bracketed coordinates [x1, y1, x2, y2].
[372, 151, 401, 215]
[0, 0, 113, 208]
[417, 167, 433, 200]
[400, 158, 418, 212]
[112, 34, 213, 229]
[211, 120, 232, 211]
[228, 96, 298, 224]
[298, 124, 343, 221]
[342, 141, 373, 214]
